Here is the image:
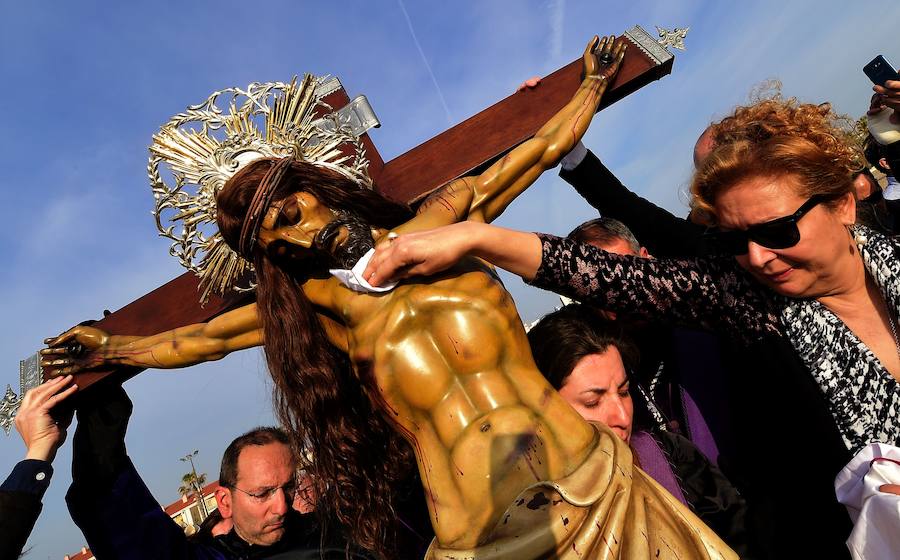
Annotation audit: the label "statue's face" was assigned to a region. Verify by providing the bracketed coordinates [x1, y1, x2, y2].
[259, 191, 340, 254]
[258, 191, 376, 269]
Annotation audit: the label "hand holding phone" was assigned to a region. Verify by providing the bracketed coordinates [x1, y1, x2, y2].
[867, 55, 900, 122]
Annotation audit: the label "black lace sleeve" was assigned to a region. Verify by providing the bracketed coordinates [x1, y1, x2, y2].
[529, 233, 780, 339]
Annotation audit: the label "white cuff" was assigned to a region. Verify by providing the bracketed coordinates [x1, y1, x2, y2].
[560, 141, 588, 171]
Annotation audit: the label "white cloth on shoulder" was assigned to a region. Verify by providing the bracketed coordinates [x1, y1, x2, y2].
[834, 442, 900, 560]
[329, 248, 399, 293]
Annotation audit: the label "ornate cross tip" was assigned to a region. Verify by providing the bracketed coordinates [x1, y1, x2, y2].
[655, 26, 689, 51]
[0, 385, 22, 436]
[2, 353, 44, 435]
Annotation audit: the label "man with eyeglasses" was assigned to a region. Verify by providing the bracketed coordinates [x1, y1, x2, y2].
[65, 383, 366, 559]
[213, 428, 297, 548]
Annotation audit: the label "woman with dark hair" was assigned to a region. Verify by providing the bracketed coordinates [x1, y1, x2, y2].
[527, 304, 750, 556]
[364, 98, 900, 557]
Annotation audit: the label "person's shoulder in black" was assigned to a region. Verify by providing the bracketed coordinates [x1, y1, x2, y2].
[559, 143, 708, 258]
[651, 430, 758, 558]
[191, 509, 372, 560]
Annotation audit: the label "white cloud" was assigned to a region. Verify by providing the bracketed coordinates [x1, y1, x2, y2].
[397, 0, 454, 125]
[548, 0, 566, 61]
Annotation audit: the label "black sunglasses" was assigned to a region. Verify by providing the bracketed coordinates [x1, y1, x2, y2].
[703, 194, 833, 256]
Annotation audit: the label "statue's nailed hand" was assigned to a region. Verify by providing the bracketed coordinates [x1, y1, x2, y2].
[582, 35, 626, 85]
[41, 326, 112, 377]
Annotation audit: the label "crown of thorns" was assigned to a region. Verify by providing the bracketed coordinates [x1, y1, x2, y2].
[149, 74, 371, 304]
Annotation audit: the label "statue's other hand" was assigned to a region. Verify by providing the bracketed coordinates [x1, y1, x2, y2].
[40, 326, 112, 377]
[582, 34, 626, 84]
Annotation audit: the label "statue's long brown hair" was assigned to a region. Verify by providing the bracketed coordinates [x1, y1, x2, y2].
[216, 159, 416, 558]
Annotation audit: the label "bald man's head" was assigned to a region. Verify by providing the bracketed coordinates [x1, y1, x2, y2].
[693, 126, 716, 168]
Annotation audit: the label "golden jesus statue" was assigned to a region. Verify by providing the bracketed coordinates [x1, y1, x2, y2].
[43, 36, 735, 559]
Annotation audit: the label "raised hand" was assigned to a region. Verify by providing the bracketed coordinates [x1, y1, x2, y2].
[41, 325, 112, 377]
[582, 34, 627, 85]
[365, 225, 473, 287]
[364, 222, 542, 286]
[873, 80, 900, 124]
[15, 375, 78, 462]
[517, 76, 542, 92]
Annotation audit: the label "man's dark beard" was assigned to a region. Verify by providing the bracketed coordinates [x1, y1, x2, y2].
[314, 211, 376, 269]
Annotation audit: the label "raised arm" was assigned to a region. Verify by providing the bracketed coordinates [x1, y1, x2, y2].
[365, 221, 543, 285]
[527, 233, 774, 335]
[392, 35, 626, 236]
[364, 222, 778, 339]
[560, 147, 708, 257]
[41, 303, 263, 376]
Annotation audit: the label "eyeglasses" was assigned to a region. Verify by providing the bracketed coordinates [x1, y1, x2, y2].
[703, 194, 833, 256]
[228, 480, 297, 503]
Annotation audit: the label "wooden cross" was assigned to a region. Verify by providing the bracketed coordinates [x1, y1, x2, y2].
[60, 26, 674, 391]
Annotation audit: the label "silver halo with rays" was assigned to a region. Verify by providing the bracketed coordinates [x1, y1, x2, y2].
[149, 74, 372, 304]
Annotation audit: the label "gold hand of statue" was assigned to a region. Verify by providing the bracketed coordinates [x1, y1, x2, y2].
[41, 305, 262, 376]
[41, 326, 113, 377]
[582, 34, 627, 84]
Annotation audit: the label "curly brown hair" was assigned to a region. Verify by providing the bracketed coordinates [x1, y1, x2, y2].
[216, 159, 417, 559]
[692, 93, 864, 219]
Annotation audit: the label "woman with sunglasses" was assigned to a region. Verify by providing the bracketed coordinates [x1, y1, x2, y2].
[364, 100, 900, 558]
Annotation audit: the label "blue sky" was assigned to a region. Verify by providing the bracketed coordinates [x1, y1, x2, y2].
[1, 1, 899, 557]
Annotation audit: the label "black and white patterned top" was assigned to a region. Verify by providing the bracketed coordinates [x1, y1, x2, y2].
[529, 226, 900, 454]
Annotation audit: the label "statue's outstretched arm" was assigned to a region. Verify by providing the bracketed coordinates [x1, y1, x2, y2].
[390, 35, 625, 237]
[468, 35, 625, 223]
[41, 303, 263, 376]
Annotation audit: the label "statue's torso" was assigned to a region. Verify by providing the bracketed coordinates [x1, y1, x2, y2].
[332, 259, 595, 548]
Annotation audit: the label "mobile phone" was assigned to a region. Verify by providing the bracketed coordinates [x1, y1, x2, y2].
[864, 55, 900, 87]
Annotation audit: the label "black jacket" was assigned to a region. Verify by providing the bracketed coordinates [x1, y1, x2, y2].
[559, 149, 709, 257]
[0, 460, 53, 560]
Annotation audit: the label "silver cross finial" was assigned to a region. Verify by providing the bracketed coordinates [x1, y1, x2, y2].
[1, 353, 44, 435]
[656, 26, 689, 51]
[0, 385, 21, 435]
